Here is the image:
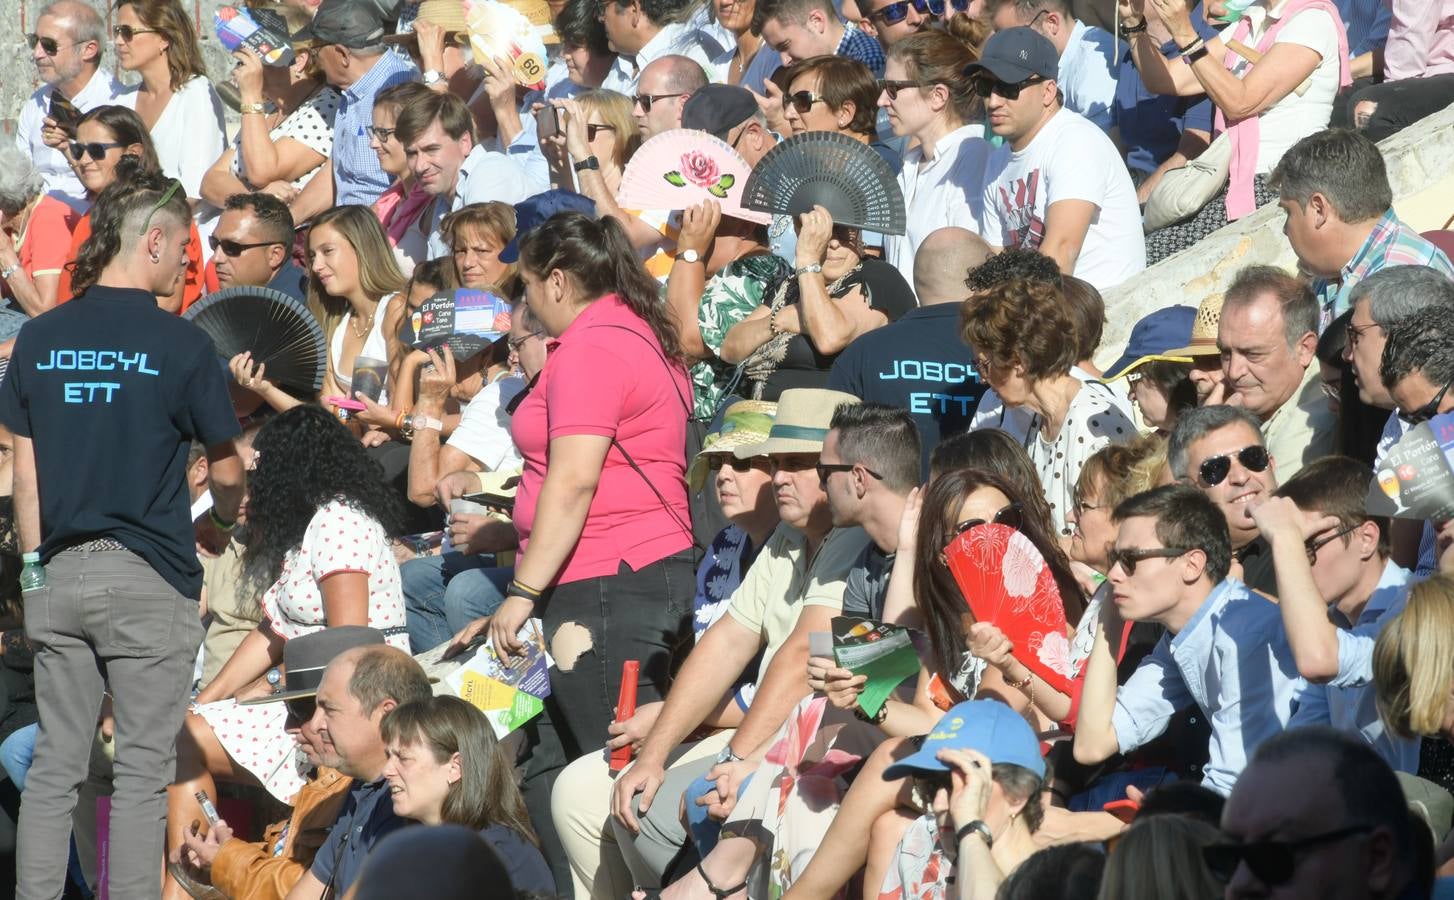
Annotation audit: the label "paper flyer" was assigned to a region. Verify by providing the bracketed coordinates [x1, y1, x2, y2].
[439, 619, 553, 738]
[1366, 411, 1454, 521]
[831, 617, 920, 718]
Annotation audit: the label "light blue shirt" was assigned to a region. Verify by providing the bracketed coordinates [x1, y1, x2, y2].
[1057, 21, 1118, 133]
[1112, 578, 1306, 796]
[333, 52, 419, 208]
[1289, 561, 1419, 772]
[424, 143, 546, 259]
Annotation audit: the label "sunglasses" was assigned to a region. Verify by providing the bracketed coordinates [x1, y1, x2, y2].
[868, 0, 933, 25]
[27, 33, 76, 56]
[769, 455, 818, 474]
[633, 92, 689, 112]
[1107, 546, 1191, 576]
[585, 123, 615, 140]
[209, 235, 279, 257]
[112, 24, 161, 41]
[709, 455, 767, 474]
[366, 125, 396, 142]
[283, 697, 317, 727]
[1202, 824, 1374, 886]
[952, 502, 1023, 536]
[1197, 445, 1270, 487]
[816, 462, 885, 488]
[1304, 523, 1357, 565]
[1402, 377, 1454, 426]
[878, 79, 923, 100]
[67, 140, 125, 162]
[972, 76, 1046, 101]
[786, 91, 828, 114]
[507, 331, 543, 352]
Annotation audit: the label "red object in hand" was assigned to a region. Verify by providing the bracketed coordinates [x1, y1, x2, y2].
[610, 660, 641, 773]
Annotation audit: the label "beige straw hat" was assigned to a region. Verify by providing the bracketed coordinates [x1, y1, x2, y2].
[733, 389, 861, 458]
[1160, 293, 1225, 359]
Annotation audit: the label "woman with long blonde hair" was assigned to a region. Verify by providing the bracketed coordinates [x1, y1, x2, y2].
[1375, 573, 1454, 740]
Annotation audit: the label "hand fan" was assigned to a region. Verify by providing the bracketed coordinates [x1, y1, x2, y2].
[183, 286, 326, 393]
[214, 6, 296, 68]
[616, 130, 771, 225]
[742, 132, 907, 235]
[943, 523, 1074, 694]
[398, 288, 512, 361]
[504, 0, 560, 45]
[463, 0, 550, 89]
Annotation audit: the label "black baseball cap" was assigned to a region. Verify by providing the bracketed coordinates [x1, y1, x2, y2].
[964, 26, 1059, 84]
[682, 84, 759, 142]
[292, 0, 390, 49]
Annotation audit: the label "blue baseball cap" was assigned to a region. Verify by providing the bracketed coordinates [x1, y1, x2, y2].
[883, 700, 1045, 780]
[1103, 305, 1198, 380]
[964, 27, 1059, 83]
[498, 190, 598, 264]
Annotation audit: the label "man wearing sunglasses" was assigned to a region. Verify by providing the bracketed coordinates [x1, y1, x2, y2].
[1381, 304, 1454, 434]
[1215, 728, 1419, 899]
[634, 56, 710, 138]
[858, 0, 930, 49]
[984, 0, 1117, 132]
[1073, 484, 1305, 796]
[211, 192, 306, 301]
[758, 0, 887, 77]
[17, 1, 128, 210]
[1248, 458, 1418, 774]
[971, 28, 1145, 291]
[1168, 404, 1280, 596]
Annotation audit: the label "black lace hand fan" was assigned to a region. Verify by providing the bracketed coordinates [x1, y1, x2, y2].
[183, 286, 326, 393]
[742, 132, 907, 235]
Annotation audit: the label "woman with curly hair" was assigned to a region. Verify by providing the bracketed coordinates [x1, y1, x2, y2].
[165, 405, 408, 895]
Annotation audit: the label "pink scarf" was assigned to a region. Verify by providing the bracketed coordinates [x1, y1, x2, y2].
[1216, 0, 1350, 220]
[372, 180, 432, 247]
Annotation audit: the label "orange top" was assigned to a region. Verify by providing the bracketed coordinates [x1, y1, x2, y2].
[56, 212, 204, 312]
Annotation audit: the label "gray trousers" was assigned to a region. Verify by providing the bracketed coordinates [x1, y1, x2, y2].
[614, 752, 719, 886]
[17, 548, 202, 900]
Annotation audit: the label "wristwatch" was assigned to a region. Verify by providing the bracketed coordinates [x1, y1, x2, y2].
[0, 263, 19, 282]
[410, 414, 444, 433]
[956, 820, 994, 848]
[715, 744, 746, 766]
[675, 248, 701, 264]
[238, 102, 268, 116]
[573, 155, 601, 173]
[265, 667, 282, 690]
[422, 69, 447, 86]
[795, 263, 823, 277]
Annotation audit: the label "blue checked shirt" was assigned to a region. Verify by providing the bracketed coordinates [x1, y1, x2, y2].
[333, 52, 419, 208]
[1111, 578, 1306, 796]
[838, 23, 886, 79]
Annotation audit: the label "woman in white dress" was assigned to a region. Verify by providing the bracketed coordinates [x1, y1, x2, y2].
[165, 405, 409, 895]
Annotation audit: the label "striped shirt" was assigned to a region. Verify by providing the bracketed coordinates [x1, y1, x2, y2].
[333, 52, 419, 208]
[1313, 209, 1454, 330]
[1334, 0, 1393, 57]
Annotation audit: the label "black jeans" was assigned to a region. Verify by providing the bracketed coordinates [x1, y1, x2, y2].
[1351, 73, 1454, 143]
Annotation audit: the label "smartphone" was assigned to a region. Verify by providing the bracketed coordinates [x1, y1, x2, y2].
[48, 92, 81, 135]
[535, 105, 563, 141]
[808, 631, 833, 660]
[195, 790, 221, 826]
[1103, 798, 1140, 824]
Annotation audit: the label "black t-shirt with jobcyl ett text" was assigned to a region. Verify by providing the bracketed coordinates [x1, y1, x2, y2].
[0, 286, 240, 597]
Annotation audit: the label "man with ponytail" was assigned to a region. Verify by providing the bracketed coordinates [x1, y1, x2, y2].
[0, 173, 246, 899]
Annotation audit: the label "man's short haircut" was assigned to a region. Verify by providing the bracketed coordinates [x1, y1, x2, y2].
[984, 0, 1070, 18]
[648, 54, 709, 94]
[1380, 304, 1454, 393]
[1270, 129, 1393, 224]
[224, 192, 295, 246]
[346, 646, 433, 715]
[1275, 455, 1389, 556]
[758, 0, 835, 27]
[1062, 276, 1105, 362]
[1248, 727, 1416, 866]
[1222, 265, 1318, 349]
[1167, 404, 1265, 482]
[830, 402, 921, 493]
[1351, 265, 1454, 331]
[964, 248, 1062, 293]
[1113, 484, 1232, 584]
[779, 56, 881, 136]
[393, 91, 477, 149]
[616, 0, 697, 28]
[44, 0, 106, 47]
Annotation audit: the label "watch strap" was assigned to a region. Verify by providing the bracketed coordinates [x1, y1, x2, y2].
[238, 102, 268, 115]
[422, 69, 447, 85]
[795, 263, 823, 276]
[573, 155, 601, 172]
[955, 820, 994, 848]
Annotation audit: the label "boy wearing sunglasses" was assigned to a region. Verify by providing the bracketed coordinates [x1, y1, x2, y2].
[1073, 483, 1305, 797]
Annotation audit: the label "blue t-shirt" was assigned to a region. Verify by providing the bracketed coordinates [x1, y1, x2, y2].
[480, 823, 556, 894]
[0, 286, 239, 597]
[1115, 49, 1215, 175]
[310, 778, 409, 895]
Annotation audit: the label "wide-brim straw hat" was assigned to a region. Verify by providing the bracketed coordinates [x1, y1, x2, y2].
[1160, 293, 1225, 359]
[733, 389, 861, 458]
[688, 400, 776, 492]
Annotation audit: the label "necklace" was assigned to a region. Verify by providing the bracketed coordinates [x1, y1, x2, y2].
[350, 309, 373, 339]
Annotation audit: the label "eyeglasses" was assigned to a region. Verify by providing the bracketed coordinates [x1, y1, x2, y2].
[27, 34, 76, 56]
[1072, 498, 1106, 518]
[953, 502, 1023, 536]
[1108, 546, 1192, 576]
[633, 92, 689, 112]
[112, 24, 161, 42]
[208, 235, 279, 257]
[972, 76, 1046, 101]
[138, 179, 183, 236]
[867, 0, 931, 25]
[786, 91, 828, 114]
[365, 125, 396, 142]
[1304, 523, 1357, 565]
[1196, 445, 1270, 487]
[507, 331, 543, 352]
[708, 455, 767, 474]
[1346, 319, 1380, 349]
[878, 79, 923, 100]
[1202, 824, 1375, 886]
[1402, 377, 1454, 426]
[67, 140, 125, 162]
[816, 462, 885, 488]
[586, 123, 615, 140]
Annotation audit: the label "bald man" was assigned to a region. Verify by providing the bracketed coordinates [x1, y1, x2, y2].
[633, 54, 709, 138]
[828, 227, 990, 475]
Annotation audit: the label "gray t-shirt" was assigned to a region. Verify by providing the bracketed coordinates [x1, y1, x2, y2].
[840, 543, 895, 621]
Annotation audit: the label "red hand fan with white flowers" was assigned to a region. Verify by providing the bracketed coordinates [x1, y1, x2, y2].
[616, 130, 771, 224]
[943, 523, 1075, 695]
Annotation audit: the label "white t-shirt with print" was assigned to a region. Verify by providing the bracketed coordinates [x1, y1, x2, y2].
[980, 108, 1146, 291]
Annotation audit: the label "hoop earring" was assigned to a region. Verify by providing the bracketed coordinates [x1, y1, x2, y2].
[150, 252, 161, 264]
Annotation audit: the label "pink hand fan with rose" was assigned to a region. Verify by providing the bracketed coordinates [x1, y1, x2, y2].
[943, 523, 1075, 695]
[616, 130, 771, 224]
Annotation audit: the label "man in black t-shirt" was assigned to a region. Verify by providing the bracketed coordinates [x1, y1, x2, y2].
[829, 227, 990, 476]
[0, 178, 245, 899]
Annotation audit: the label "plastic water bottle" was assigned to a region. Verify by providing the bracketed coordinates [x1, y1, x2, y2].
[19, 553, 44, 591]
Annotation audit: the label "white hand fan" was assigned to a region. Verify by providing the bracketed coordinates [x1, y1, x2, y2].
[183, 286, 327, 393]
[464, 0, 550, 89]
[742, 131, 907, 235]
[616, 129, 770, 225]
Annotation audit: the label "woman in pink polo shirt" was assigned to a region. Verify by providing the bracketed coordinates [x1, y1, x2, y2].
[453, 210, 696, 760]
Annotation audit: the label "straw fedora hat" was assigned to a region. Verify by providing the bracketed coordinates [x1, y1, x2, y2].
[733, 389, 860, 458]
[688, 400, 776, 492]
[415, 0, 469, 33]
[1160, 293, 1225, 359]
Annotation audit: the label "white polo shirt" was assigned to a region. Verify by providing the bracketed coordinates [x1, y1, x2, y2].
[15, 67, 129, 211]
[883, 123, 996, 291]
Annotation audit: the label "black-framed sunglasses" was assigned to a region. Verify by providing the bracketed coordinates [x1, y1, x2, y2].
[112, 24, 161, 41]
[709, 455, 767, 474]
[507, 331, 543, 352]
[208, 235, 280, 257]
[787, 90, 828, 114]
[878, 79, 923, 100]
[868, 0, 931, 25]
[585, 123, 616, 140]
[67, 140, 125, 162]
[972, 75, 1046, 101]
[953, 502, 1023, 536]
[365, 125, 396, 142]
[633, 92, 688, 112]
[816, 462, 884, 488]
[283, 697, 317, 728]
[27, 33, 76, 56]
[1108, 546, 1192, 576]
[1402, 377, 1454, 426]
[1197, 445, 1270, 487]
[1202, 824, 1375, 886]
[1304, 524, 1358, 565]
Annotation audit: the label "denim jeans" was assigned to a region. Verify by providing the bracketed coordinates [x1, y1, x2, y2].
[400, 553, 513, 653]
[0, 723, 36, 789]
